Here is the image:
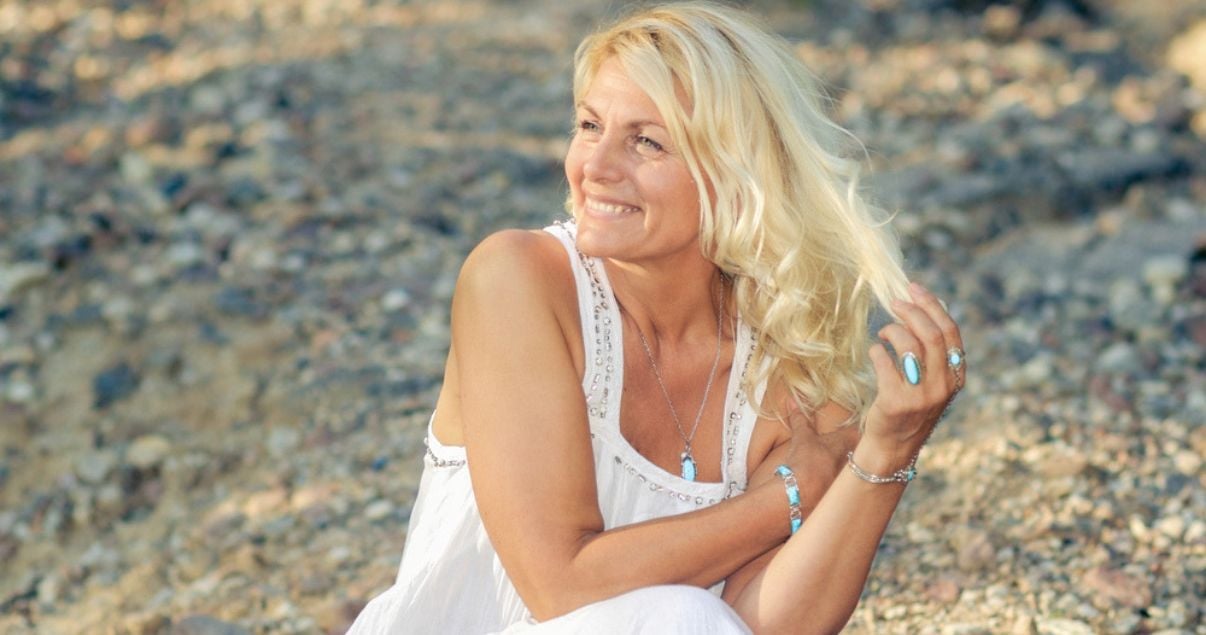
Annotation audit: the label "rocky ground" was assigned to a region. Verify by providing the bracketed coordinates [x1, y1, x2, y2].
[0, 0, 1203, 633]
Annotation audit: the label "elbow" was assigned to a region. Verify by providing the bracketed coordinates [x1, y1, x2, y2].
[522, 577, 597, 623]
[510, 548, 603, 622]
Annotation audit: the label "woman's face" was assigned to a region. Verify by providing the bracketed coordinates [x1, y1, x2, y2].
[565, 58, 702, 267]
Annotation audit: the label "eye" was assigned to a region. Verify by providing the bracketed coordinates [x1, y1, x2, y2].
[576, 119, 601, 134]
[635, 135, 665, 153]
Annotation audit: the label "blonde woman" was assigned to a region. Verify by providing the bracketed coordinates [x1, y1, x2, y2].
[350, 2, 965, 633]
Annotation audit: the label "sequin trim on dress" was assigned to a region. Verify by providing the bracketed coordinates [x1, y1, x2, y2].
[425, 438, 466, 468]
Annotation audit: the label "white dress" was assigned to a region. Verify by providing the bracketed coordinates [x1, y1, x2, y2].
[349, 221, 763, 634]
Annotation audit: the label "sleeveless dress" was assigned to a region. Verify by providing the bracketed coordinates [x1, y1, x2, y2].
[349, 221, 764, 634]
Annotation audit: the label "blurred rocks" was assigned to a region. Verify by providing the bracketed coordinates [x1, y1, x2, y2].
[1, 0, 1203, 633]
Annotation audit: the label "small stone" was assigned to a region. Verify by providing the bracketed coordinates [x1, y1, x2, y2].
[925, 577, 961, 603]
[1144, 255, 1188, 305]
[243, 487, 288, 517]
[0, 262, 51, 302]
[123, 611, 170, 635]
[955, 529, 995, 572]
[170, 615, 251, 635]
[167, 242, 207, 268]
[906, 522, 936, 543]
[36, 574, 60, 605]
[94, 362, 141, 409]
[1096, 342, 1139, 373]
[267, 427, 300, 458]
[1011, 614, 1039, 635]
[943, 625, 991, 635]
[1109, 279, 1156, 332]
[1129, 515, 1150, 542]
[982, 5, 1021, 40]
[365, 500, 394, 521]
[127, 435, 172, 470]
[1037, 618, 1094, 635]
[298, 573, 332, 596]
[121, 152, 154, 184]
[1032, 445, 1088, 478]
[382, 288, 412, 312]
[76, 450, 118, 484]
[326, 545, 352, 566]
[4, 379, 35, 404]
[1083, 566, 1152, 608]
[1154, 515, 1184, 540]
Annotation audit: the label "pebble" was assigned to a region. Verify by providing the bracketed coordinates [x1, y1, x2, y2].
[943, 625, 991, 635]
[127, 435, 173, 470]
[955, 529, 996, 572]
[3, 379, 36, 404]
[0, 262, 51, 302]
[381, 288, 412, 312]
[1153, 515, 1185, 540]
[75, 450, 118, 485]
[1, 2, 1202, 633]
[364, 500, 395, 522]
[1095, 341, 1139, 373]
[1143, 255, 1188, 304]
[93, 362, 141, 409]
[1083, 567, 1152, 609]
[1037, 618, 1095, 635]
[170, 615, 251, 635]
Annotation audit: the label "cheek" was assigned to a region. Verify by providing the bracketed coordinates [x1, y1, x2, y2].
[564, 144, 585, 191]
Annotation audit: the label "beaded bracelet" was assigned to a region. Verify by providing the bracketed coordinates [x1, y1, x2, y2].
[775, 464, 803, 535]
[846, 451, 918, 484]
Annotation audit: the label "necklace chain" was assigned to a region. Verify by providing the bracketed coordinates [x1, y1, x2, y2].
[622, 279, 725, 460]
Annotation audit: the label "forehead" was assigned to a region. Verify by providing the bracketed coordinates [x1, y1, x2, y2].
[578, 58, 667, 124]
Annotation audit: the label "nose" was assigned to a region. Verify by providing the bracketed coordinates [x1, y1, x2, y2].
[581, 133, 624, 183]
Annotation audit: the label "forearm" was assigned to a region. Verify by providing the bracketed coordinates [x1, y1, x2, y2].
[525, 481, 788, 620]
[731, 443, 908, 634]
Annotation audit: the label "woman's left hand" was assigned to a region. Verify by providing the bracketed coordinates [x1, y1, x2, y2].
[859, 282, 965, 469]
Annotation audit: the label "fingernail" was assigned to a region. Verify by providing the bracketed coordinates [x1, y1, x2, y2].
[909, 282, 926, 295]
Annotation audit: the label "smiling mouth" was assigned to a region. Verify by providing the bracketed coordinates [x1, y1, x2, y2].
[585, 198, 641, 216]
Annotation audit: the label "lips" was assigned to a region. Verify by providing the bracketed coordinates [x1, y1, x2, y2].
[585, 197, 641, 216]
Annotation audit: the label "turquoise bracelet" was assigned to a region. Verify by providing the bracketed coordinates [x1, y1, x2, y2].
[775, 464, 803, 535]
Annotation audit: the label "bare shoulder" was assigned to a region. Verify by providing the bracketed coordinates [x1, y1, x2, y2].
[458, 228, 571, 294]
[452, 228, 582, 368]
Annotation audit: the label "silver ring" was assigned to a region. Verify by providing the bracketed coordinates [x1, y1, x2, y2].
[946, 347, 965, 370]
[901, 352, 923, 386]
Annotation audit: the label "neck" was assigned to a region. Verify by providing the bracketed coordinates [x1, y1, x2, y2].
[607, 256, 730, 348]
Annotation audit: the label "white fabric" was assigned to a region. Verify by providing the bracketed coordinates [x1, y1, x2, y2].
[349, 221, 762, 634]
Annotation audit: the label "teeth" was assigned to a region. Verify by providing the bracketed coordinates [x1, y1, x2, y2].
[586, 198, 638, 215]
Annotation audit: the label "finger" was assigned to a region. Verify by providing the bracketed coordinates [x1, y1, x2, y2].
[907, 282, 964, 351]
[888, 300, 946, 389]
[908, 283, 967, 385]
[877, 323, 925, 389]
[868, 341, 903, 396]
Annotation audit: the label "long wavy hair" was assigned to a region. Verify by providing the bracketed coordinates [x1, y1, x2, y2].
[571, 1, 911, 423]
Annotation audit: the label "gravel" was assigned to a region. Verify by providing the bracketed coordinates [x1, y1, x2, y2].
[0, 0, 1203, 633]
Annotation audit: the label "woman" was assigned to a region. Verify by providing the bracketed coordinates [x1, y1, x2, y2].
[350, 2, 965, 633]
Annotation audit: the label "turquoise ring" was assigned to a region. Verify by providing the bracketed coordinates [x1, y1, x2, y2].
[947, 347, 965, 370]
[901, 352, 923, 386]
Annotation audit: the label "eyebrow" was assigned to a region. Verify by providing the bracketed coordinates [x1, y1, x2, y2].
[575, 101, 668, 130]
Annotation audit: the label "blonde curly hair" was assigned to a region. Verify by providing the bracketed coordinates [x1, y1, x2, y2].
[571, 1, 910, 423]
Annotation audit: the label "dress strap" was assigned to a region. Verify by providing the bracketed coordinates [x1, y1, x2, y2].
[721, 321, 763, 498]
[541, 221, 619, 428]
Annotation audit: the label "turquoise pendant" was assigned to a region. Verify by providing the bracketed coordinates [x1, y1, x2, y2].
[680, 452, 697, 481]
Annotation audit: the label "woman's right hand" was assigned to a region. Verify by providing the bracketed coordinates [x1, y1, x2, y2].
[858, 282, 965, 472]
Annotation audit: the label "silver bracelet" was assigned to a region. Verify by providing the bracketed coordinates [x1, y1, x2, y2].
[846, 451, 918, 484]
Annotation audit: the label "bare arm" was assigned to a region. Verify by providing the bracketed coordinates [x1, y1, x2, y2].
[724, 284, 965, 633]
[453, 230, 789, 620]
